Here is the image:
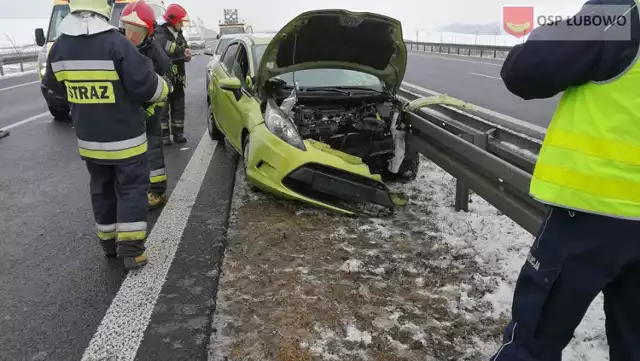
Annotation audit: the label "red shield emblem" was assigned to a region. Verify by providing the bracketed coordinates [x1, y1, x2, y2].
[502, 6, 534, 38]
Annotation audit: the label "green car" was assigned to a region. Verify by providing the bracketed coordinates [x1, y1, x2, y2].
[206, 9, 422, 216]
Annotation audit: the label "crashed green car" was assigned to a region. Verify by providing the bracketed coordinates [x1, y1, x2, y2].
[206, 9, 470, 216]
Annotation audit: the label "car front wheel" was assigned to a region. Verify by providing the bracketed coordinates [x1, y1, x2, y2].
[207, 103, 224, 141]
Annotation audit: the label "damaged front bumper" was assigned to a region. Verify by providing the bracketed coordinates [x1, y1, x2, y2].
[246, 124, 398, 216]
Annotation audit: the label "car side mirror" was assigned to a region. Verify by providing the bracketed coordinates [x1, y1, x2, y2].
[35, 28, 46, 47]
[245, 75, 253, 89]
[220, 77, 242, 91]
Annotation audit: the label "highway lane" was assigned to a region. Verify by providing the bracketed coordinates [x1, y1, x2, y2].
[0, 71, 39, 90]
[404, 51, 561, 128]
[0, 55, 227, 360]
[0, 77, 48, 130]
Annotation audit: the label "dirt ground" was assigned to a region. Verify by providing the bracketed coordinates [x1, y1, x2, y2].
[208, 156, 514, 361]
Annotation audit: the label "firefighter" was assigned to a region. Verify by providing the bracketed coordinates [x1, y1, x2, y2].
[42, 0, 170, 270]
[491, 0, 640, 359]
[154, 3, 191, 145]
[120, 0, 172, 209]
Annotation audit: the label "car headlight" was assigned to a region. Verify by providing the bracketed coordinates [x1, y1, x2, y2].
[264, 99, 306, 151]
[37, 52, 47, 78]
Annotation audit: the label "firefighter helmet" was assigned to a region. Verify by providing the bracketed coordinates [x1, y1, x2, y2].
[163, 4, 188, 26]
[69, 0, 115, 20]
[120, 0, 156, 33]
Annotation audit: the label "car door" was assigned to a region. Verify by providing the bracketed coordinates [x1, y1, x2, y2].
[211, 42, 239, 139]
[224, 44, 257, 151]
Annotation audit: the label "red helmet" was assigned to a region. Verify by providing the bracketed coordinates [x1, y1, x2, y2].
[120, 1, 156, 33]
[164, 4, 188, 26]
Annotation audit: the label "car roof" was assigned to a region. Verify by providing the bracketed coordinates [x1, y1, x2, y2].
[218, 32, 275, 46]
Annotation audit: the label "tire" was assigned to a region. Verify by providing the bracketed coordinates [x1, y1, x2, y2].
[242, 136, 260, 192]
[49, 105, 70, 121]
[207, 103, 224, 141]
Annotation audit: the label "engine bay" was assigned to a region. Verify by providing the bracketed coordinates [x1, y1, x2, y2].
[291, 101, 400, 175]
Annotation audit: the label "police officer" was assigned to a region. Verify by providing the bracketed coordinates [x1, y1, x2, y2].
[43, 0, 170, 270]
[154, 3, 191, 145]
[491, 0, 640, 359]
[120, 0, 172, 209]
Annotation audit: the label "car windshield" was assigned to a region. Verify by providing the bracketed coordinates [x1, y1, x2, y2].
[219, 26, 245, 35]
[215, 38, 232, 55]
[46, 5, 70, 42]
[47, 3, 126, 42]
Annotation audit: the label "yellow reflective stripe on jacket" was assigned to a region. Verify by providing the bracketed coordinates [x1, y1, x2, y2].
[51, 60, 119, 81]
[55, 70, 119, 81]
[149, 74, 169, 102]
[165, 41, 177, 54]
[543, 129, 640, 166]
[150, 168, 167, 183]
[77, 133, 147, 160]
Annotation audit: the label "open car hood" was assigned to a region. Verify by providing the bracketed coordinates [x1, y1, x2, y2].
[255, 9, 407, 94]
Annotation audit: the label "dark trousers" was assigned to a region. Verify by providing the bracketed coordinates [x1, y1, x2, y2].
[86, 156, 149, 258]
[160, 82, 185, 137]
[146, 106, 167, 194]
[491, 206, 640, 361]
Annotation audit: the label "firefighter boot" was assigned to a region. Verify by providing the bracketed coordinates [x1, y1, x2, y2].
[163, 135, 172, 146]
[122, 252, 148, 270]
[100, 239, 117, 258]
[173, 133, 186, 143]
[148, 191, 167, 210]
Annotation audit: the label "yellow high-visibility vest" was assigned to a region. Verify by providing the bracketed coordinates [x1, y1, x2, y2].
[529, 47, 640, 220]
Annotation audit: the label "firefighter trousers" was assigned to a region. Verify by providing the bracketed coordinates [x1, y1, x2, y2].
[86, 155, 149, 259]
[146, 105, 167, 195]
[490, 206, 640, 361]
[160, 82, 185, 138]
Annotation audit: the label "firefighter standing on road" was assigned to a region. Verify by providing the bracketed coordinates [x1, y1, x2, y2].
[120, 0, 172, 209]
[154, 3, 191, 145]
[491, 0, 640, 359]
[43, 0, 170, 270]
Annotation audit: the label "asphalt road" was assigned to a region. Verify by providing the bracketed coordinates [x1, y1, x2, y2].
[404, 51, 561, 128]
[0, 50, 554, 360]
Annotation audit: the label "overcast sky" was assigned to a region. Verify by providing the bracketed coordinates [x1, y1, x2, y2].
[1, 0, 588, 46]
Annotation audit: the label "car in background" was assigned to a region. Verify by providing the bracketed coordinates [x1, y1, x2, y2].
[34, 0, 135, 120]
[205, 10, 429, 216]
[186, 34, 206, 49]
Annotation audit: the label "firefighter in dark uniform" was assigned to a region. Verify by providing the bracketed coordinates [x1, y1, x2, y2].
[120, 0, 172, 209]
[154, 3, 191, 145]
[42, 0, 170, 270]
[491, 0, 640, 359]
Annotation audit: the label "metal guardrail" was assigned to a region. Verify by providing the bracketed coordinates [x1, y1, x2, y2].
[0, 45, 39, 76]
[405, 41, 513, 59]
[398, 86, 547, 236]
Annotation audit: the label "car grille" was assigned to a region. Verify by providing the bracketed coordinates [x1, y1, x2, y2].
[282, 163, 395, 217]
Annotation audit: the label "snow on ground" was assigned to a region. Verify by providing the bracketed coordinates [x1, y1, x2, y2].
[209, 155, 608, 360]
[1, 62, 37, 77]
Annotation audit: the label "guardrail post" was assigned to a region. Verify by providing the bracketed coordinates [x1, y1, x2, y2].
[454, 132, 491, 211]
[19, 59, 24, 72]
[0, 62, 3, 76]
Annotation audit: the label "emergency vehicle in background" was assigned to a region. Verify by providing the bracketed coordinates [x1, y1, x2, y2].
[216, 9, 251, 39]
[34, 0, 137, 120]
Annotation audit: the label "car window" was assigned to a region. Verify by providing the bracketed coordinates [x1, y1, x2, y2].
[276, 69, 384, 91]
[252, 44, 267, 72]
[46, 5, 70, 42]
[231, 45, 249, 88]
[221, 43, 239, 73]
[215, 39, 232, 55]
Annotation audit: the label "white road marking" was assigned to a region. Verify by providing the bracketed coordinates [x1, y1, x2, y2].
[0, 80, 39, 93]
[0, 111, 50, 131]
[410, 52, 503, 67]
[401, 81, 548, 136]
[470, 72, 502, 80]
[81, 130, 218, 361]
